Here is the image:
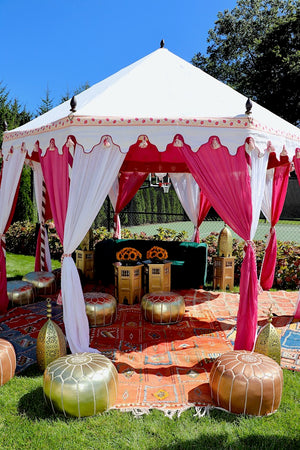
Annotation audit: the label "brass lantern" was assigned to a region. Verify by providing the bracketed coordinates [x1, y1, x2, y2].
[254, 305, 281, 366]
[36, 299, 67, 371]
[217, 224, 233, 257]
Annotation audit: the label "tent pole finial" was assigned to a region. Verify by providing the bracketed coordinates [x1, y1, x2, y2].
[70, 96, 77, 113]
[3, 120, 8, 131]
[245, 97, 252, 115]
[160, 39, 165, 48]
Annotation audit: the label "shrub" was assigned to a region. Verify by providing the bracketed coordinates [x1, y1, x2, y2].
[5, 223, 299, 290]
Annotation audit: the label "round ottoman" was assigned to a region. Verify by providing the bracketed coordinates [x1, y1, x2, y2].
[0, 339, 16, 386]
[7, 280, 35, 306]
[22, 271, 56, 296]
[141, 291, 185, 324]
[43, 353, 118, 417]
[209, 350, 283, 416]
[84, 292, 117, 327]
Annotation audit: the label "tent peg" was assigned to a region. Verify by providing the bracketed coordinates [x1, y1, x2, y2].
[245, 97, 252, 115]
[70, 96, 77, 113]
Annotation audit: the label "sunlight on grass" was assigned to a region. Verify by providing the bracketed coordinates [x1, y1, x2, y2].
[6, 253, 61, 279]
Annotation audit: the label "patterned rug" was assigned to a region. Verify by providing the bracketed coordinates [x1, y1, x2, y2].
[0, 289, 299, 415]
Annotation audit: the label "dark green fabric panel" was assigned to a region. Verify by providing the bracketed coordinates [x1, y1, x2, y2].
[94, 239, 208, 288]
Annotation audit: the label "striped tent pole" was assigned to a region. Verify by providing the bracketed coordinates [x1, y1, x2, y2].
[40, 179, 47, 271]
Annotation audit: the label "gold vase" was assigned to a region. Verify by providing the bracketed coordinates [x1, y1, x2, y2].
[36, 299, 67, 371]
[217, 224, 233, 257]
[254, 306, 281, 365]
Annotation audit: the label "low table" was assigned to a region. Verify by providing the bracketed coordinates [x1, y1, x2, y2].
[143, 260, 171, 293]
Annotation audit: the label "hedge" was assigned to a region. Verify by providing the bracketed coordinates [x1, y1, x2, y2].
[5, 221, 300, 290]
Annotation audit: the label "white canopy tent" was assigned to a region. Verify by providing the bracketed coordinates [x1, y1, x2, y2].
[1, 47, 299, 354]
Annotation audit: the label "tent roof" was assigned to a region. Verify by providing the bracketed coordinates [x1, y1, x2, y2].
[3, 47, 300, 159]
[9, 48, 300, 135]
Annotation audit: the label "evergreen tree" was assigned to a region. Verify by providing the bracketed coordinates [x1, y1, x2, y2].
[12, 165, 34, 223]
[143, 188, 152, 223]
[36, 86, 54, 116]
[60, 82, 91, 104]
[150, 188, 158, 223]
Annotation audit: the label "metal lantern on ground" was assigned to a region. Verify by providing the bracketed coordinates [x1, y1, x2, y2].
[217, 224, 233, 257]
[254, 305, 281, 365]
[36, 299, 67, 371]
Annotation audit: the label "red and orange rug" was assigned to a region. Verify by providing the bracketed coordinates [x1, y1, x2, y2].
[0, 289, 298, 416]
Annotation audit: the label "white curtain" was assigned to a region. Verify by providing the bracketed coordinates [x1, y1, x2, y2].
[32, 162, 52, 271]
[109, 175, 121, 237]
[249, 148, 270, 240]
[62, 138, 125, 353]
[170, 173, 200, 240]
[261, 168, 274, 223]
[0, 149, 26, 241]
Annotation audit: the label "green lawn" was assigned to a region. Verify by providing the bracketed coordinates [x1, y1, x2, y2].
[0, 366, 299, 449]
[6, 252, 61, 279]
[2, 253, 299, 449]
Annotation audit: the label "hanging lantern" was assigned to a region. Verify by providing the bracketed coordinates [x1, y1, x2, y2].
[36, 299, 67, 371]
[254, 305, 281, 366]
[217, 224, 233, 257]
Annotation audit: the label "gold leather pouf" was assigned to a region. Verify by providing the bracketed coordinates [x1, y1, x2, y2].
[0, 339, 16, 386]
[43, 353, 118, 417]
[84, 292, 117, 327]
[22, 271, 56, 296]
[210, 350, 283, 416]
[7, 280, 35, 306]
[141, 291, 185, 324]
[36, 299, 67, 371]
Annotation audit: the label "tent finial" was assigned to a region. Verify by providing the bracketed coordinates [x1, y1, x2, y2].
[160, 39, 165, 48]
[245, 97, 252, 115]
[70, 96, 77, 113]
[3, 120, 8, 131]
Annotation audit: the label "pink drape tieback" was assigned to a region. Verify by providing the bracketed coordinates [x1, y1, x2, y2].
[244, 240, 263, 293]
[61, 253, 72, 263]
[244, 240, 255, 252]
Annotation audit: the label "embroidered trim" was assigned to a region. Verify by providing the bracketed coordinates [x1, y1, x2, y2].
[4, 115, 299, 143]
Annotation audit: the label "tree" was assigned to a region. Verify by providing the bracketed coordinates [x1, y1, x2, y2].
[192, 0, 300, 125]
[36, 86, 54, 116]
[60, 82, 90, 104]
[0, 82, 32, 146]
[12, 165, 34, 223]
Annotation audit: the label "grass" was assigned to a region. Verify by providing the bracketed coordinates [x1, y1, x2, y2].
[0, 365, 299, 449]
[6, 252, 61, 279]
[2, 253, 300, 449]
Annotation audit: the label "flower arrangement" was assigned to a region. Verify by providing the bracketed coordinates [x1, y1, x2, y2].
[146, 246, 168, 262]
[116, 247, 142, 265]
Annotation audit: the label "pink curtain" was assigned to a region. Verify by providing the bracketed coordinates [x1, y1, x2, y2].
[294, 149, 300, 185]
[113, 171, 148, 238]
[194, 192, 211, 243]
[39, 142, 70, 242]
[182, 136, 258, 350]
[260, 164, 290, 290]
